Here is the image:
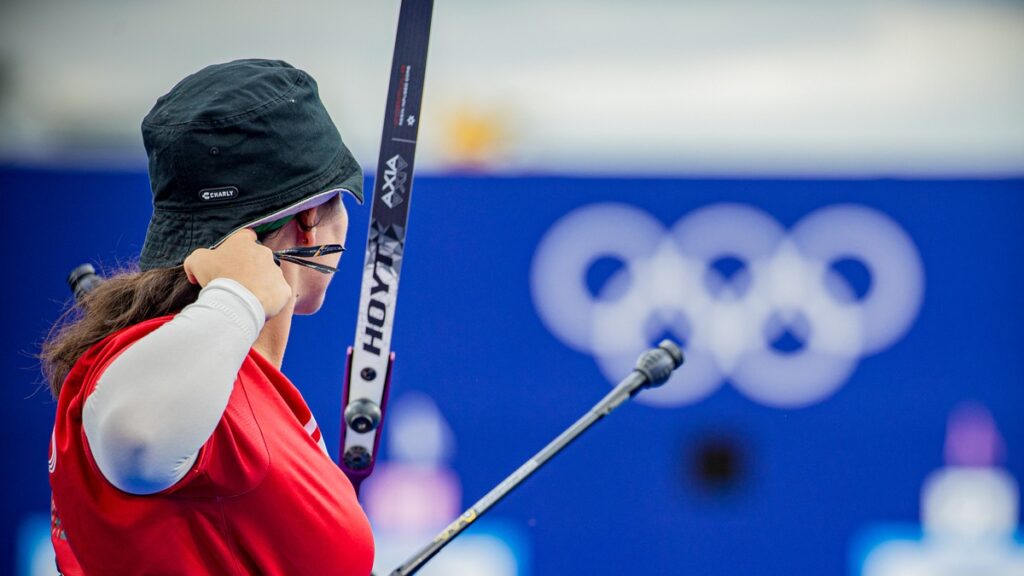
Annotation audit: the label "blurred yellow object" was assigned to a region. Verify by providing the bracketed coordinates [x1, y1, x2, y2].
[443, 107, 506, 169]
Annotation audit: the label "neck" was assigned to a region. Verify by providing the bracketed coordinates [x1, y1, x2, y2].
[253, 297, 295, 368]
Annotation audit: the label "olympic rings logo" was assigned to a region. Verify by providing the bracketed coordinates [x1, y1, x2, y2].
[530, 203, 925, 408]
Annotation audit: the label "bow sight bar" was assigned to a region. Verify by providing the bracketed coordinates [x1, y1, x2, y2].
[339, 0, 434, 492]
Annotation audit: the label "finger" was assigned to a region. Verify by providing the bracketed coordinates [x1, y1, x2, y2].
[217, 228, 257, 250]
[234, 228, 258, 242]
[183, 248, 211, 279]
[182, 256, 198, 285]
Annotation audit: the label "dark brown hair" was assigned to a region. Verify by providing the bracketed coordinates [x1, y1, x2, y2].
[40, 266, 201, 397]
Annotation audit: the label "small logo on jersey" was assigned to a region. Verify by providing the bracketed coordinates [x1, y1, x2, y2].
[48, 429, 57, 474]
[381, 155, 408, 209]
[198, 186, 239, 202]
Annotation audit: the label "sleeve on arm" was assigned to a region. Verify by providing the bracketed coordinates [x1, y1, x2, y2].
[82, 278, 265, 495]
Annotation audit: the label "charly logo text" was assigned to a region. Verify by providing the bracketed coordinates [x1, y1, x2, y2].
[198, 187, 239, 202]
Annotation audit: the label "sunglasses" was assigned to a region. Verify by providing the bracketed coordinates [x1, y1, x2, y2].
[272, 244, 345, 274]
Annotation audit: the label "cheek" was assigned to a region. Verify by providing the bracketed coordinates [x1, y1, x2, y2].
[301, 268, 333, 294]
[334, 222, 349, 247]
[334, 207, 350, 245]
[294, 272, 331, 314]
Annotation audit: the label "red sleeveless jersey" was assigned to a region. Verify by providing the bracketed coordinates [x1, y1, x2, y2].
[49, 316, 374, 575]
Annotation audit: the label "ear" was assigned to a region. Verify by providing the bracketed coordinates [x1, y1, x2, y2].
[295, 207, 318, 246]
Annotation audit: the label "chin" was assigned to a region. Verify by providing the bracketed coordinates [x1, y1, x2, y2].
[294, 295, 326, 316]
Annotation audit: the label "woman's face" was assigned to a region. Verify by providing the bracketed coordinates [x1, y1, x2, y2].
[297, 199, 349, 315]
[264, 197, 350, 315]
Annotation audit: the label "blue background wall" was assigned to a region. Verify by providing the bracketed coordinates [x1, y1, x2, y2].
[1, 167, 1022, 575]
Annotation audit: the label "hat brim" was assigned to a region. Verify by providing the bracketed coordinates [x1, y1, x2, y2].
[210, 187, 357, 249]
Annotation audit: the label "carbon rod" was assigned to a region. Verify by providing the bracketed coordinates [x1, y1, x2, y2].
[389, 340, 684, 576]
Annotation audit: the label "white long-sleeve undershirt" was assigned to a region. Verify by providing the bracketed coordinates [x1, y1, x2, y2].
[82, 278, 266, 495]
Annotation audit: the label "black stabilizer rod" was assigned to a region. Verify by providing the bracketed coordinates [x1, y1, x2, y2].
[68, 263, 102, 303]
[389, 340, 685, 576]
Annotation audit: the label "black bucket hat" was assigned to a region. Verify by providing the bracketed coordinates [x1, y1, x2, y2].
[138, 58, 363, 271]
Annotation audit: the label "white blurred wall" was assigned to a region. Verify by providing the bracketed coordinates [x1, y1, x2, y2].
[0, 0, 1021, 175]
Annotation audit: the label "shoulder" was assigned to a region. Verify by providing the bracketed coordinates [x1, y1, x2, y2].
[60, 316, 177, 402]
